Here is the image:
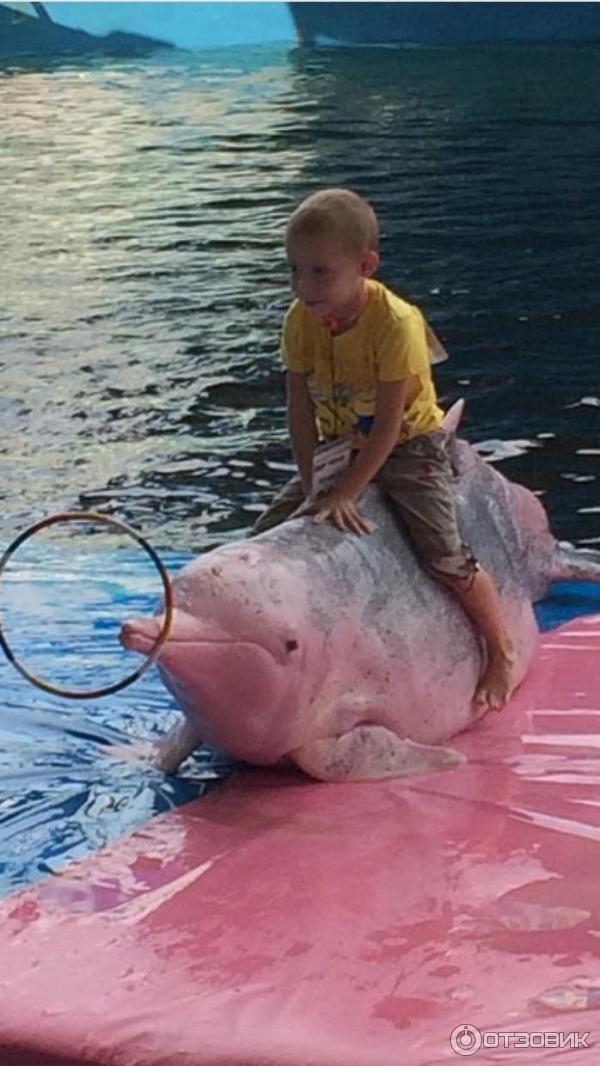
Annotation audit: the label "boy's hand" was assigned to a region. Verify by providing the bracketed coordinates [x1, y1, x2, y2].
[312, 492, 373, 536]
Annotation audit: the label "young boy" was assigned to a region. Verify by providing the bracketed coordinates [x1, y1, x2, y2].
[254, 188, 517, 709]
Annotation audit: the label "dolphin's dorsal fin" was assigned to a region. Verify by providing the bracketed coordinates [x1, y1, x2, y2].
[442, 398, 465, 435]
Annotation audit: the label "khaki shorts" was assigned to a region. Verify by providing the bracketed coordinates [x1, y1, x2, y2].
[253, 430, 478, 583]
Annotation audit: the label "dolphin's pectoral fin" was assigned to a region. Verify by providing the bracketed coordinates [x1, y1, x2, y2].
[98, 716, 201, 776]
[154, 717, 204, 775]
[290, 725, 465, 782]
[100, 716, 203, 774]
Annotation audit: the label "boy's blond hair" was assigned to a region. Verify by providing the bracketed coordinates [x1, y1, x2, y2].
[286, 188, 379, 255]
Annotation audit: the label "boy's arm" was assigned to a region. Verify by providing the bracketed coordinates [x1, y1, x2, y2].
[313, 378, 407, 535]
[287, 370, 318, 496]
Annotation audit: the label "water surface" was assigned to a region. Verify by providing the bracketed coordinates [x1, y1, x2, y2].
[0, 42, 598, 895]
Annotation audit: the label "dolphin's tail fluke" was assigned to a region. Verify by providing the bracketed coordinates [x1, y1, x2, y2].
[551, 542, 600, 583]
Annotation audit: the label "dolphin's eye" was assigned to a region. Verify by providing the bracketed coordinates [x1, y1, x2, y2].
[285, 639, 299, 653]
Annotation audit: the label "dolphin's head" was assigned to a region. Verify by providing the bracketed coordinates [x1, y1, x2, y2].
[121, 541, 322, 762]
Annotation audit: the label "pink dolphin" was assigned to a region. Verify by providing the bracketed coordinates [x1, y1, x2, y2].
[121, 434, 600, 780]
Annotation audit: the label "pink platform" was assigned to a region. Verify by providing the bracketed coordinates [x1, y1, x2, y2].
[1, 615, 600, 1066]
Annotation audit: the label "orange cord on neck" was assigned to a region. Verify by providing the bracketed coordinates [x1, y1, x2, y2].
[321, 282, 372, 335]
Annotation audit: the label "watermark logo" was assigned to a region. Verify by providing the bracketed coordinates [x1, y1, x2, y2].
[450, 1025, 481, 1056]
[450, 1024, 590, 1055]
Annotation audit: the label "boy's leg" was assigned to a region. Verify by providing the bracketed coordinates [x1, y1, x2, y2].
[442, 566, 516, 709]
[251, 476, 306, 536]
[376, 432, 517, 709]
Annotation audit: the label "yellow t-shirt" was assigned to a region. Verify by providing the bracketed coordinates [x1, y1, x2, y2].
[281, 279, 444, 445]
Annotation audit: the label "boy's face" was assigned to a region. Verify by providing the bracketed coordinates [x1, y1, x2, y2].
[286, 233, 378, 321]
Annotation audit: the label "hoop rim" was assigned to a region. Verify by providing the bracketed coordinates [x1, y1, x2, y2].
[0, 511, 173, 699]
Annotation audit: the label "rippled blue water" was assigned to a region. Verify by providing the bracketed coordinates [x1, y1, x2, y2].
[0, 42, 599, 896]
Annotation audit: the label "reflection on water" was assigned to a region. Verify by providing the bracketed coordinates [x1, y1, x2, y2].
[1, 43, 599, 551]
[0, 42, 599, 894]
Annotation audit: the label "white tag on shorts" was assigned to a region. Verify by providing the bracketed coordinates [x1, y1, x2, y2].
[311, 436, 353, 498]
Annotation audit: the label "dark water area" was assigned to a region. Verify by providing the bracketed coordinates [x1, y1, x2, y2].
[0, 42, 599, 894]
[1, 42, 599, 548]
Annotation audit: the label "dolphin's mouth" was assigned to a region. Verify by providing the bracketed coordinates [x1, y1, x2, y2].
[120, 617, 305, 759]
[170, 636, 283, 660]
[120, 617, 298, 667]
[120, 619, 164, 656]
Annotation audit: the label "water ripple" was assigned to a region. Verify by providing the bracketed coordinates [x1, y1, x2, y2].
[1, 43, 599, 550]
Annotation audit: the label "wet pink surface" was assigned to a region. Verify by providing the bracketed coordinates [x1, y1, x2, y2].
[1, 615, 599, 1065]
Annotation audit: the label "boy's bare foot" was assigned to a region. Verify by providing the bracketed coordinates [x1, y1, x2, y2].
[475, 645, 518, 711]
